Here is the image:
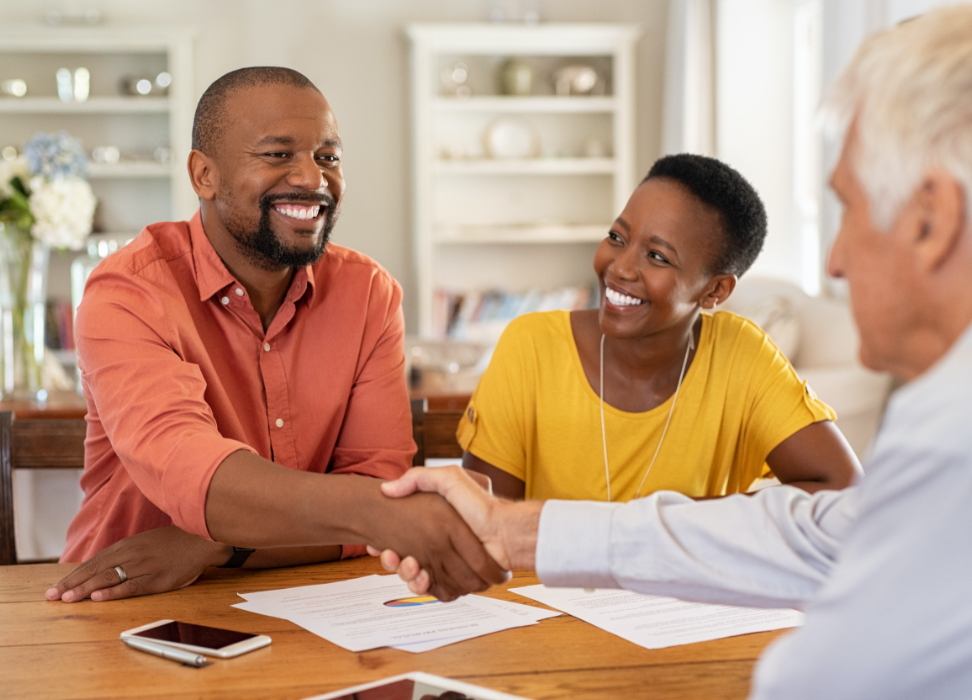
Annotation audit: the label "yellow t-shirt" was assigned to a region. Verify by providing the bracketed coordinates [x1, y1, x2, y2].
[457, 310, 835, 501]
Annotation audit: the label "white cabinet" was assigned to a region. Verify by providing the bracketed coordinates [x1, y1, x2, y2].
[407, 23, 640, 339]
[0, 24, 195, 300]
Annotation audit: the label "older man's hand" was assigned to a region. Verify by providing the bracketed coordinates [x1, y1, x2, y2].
[372, 467, 542, 595]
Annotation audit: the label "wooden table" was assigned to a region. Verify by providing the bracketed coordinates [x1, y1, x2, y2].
[0, 558, 786, 700]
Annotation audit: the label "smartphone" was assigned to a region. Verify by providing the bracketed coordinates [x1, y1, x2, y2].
[120, 619, 271, 659]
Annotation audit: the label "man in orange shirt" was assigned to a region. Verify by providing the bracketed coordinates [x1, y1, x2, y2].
[45, 67, 505, 603]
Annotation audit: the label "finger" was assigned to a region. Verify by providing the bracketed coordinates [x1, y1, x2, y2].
[89, 576, 144, 602]
[407, 569, 431, 595]
[60, 564, 128, 603]
[366, 545, 381, 557]
[47, 556, 108, 600]
[380, 469, 424, 498]
[396, 555, 421, 582]
[379, 549, 402, 572]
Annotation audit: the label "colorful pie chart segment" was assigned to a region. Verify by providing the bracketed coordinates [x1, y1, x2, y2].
[384, 595, 441, 607]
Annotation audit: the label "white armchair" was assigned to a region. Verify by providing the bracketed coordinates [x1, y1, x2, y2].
[721, 276, 894, 460]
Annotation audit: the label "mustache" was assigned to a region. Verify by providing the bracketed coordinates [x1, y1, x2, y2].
[260, 191, 336, 209]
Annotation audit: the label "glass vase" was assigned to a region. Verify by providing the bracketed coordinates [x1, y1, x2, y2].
[0, 223, 49, 400]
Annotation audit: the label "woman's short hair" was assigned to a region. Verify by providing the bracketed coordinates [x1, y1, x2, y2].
[823, 6, 972, 231]
[644, 153, 767, 277]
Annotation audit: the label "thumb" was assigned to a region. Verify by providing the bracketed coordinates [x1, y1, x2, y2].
[380, 469, 424, 498]
[381, 466, 464, 500]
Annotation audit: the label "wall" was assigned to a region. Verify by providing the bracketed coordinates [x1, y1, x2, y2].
[0, 0, 669, 332]
[714, 0, 797, 284]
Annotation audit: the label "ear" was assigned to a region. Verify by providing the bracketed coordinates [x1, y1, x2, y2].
[187, 149, 219, 201]
[700, 274, 737, 309]
[911, 168, 965, 273]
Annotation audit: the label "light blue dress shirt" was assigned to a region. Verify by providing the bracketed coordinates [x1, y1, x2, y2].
[536, 324, 972, 699]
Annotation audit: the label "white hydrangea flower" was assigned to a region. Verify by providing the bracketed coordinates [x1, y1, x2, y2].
[0, 156, 30, 199]
[27, 175, 96, 249]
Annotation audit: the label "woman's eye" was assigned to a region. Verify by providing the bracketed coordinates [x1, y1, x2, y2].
[648, 251, 669, 263]
[607, 231, 622, 243]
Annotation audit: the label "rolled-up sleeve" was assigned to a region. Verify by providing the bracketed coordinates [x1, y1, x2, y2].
[76, 269, 255, 540]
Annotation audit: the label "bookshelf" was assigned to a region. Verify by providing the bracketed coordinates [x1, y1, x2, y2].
[0, 24, 195, 307]
[407, 23, 641, 339]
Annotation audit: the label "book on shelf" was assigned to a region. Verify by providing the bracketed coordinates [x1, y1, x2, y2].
[434, 284, 598, 344]
[45, 300, 76, 351]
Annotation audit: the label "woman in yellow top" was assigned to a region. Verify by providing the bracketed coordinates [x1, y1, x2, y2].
[459, 154, 861, 502]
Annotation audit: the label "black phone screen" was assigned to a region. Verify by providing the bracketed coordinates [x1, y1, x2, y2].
[133, 621, 256, 650]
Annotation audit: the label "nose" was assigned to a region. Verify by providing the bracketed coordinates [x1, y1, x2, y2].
[288, 153, 327, 193]
[610, 243, 640, 281]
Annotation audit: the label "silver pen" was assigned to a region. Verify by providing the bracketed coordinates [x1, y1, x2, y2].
[122, 636, 207, 667]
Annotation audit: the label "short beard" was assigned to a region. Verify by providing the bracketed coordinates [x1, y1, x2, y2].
[227, 192, 337, 271]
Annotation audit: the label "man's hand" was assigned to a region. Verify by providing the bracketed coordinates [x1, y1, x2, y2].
[362, 481, 510, 601]
[372, 467, 541, 594]
[46, 526, 231, 603]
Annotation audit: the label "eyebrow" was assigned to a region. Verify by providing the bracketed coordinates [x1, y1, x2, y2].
[254, 135, 343, 149]
[649, 235, 678, 255]
[615, 217, 679, 256]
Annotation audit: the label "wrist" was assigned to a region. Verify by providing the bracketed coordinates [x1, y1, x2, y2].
[209, 541, 235, 568]
[498, 500, 541, 570]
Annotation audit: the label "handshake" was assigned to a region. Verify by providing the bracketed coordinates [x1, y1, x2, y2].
[370, 467, 544, 601]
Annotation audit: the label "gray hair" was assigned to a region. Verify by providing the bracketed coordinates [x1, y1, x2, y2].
[823, 5, 972, 230]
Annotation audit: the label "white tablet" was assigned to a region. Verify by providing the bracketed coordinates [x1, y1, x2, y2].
[303, 671, 531, 700]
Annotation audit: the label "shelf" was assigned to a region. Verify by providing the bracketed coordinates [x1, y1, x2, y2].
[435, 224, 608, 244]
[0, 97, 170, 114]
[435, 96, 616, 113]
[87, 162, 173, 179]
[436, 158, 615, 175]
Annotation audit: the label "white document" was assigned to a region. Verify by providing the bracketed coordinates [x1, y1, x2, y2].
[512, 585, 803, 650]
[391, 596, 562, 653]
[233, 575, 539, 653]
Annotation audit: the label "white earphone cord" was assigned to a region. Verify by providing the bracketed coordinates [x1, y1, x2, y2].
[600, 331, 695, 502]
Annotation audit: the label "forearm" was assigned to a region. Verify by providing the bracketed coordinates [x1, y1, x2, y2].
[205, 450, 390, 548]
[537, 486, 859, 608]
[242, 545, 342, 569]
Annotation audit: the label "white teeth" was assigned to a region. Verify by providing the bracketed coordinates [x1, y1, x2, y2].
[275, 204, 320, 220]
[605, 287, 644, 307]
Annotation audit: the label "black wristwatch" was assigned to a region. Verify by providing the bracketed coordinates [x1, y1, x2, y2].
[219, 546, 256, 568]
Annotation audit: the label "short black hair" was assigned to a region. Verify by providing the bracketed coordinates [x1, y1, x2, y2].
[644, 154, 767, 277]
[192, 67, 321, 155]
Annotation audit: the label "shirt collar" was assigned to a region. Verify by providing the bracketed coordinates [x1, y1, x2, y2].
[189, 209, 317, 303]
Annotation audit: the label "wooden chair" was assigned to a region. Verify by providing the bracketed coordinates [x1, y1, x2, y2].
[0, 411, 87, 565]
[410, 397, 467, 467]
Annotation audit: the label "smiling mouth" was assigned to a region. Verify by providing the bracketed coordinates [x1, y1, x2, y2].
[605, 287, 644, 307]
[272, 203, 322, 221]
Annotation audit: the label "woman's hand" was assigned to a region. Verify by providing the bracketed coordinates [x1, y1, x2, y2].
[46, 526, 231, 603]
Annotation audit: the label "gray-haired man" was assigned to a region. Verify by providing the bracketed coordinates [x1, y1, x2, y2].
[376, 7, 972, 698]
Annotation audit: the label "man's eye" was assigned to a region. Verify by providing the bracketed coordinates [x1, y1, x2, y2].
[317, 154, 340, 164]
[607, 231, 622, 243]
[264, 152, 290, 159]
[648, 251, 669, 263]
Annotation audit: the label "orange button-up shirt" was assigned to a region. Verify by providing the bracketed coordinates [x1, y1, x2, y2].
[63, 211, 414, 562]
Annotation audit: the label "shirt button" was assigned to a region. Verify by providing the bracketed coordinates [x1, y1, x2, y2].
[220, 296, 230, 305]
[275, 418, 284, 428]
[263, 343, 271, 352]
[235, 287, 244, 296]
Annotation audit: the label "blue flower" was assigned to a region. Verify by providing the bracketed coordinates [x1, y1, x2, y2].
[23, 131, 88, 180]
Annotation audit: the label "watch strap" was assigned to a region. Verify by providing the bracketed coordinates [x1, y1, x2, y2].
[219, 546, 256, 568]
